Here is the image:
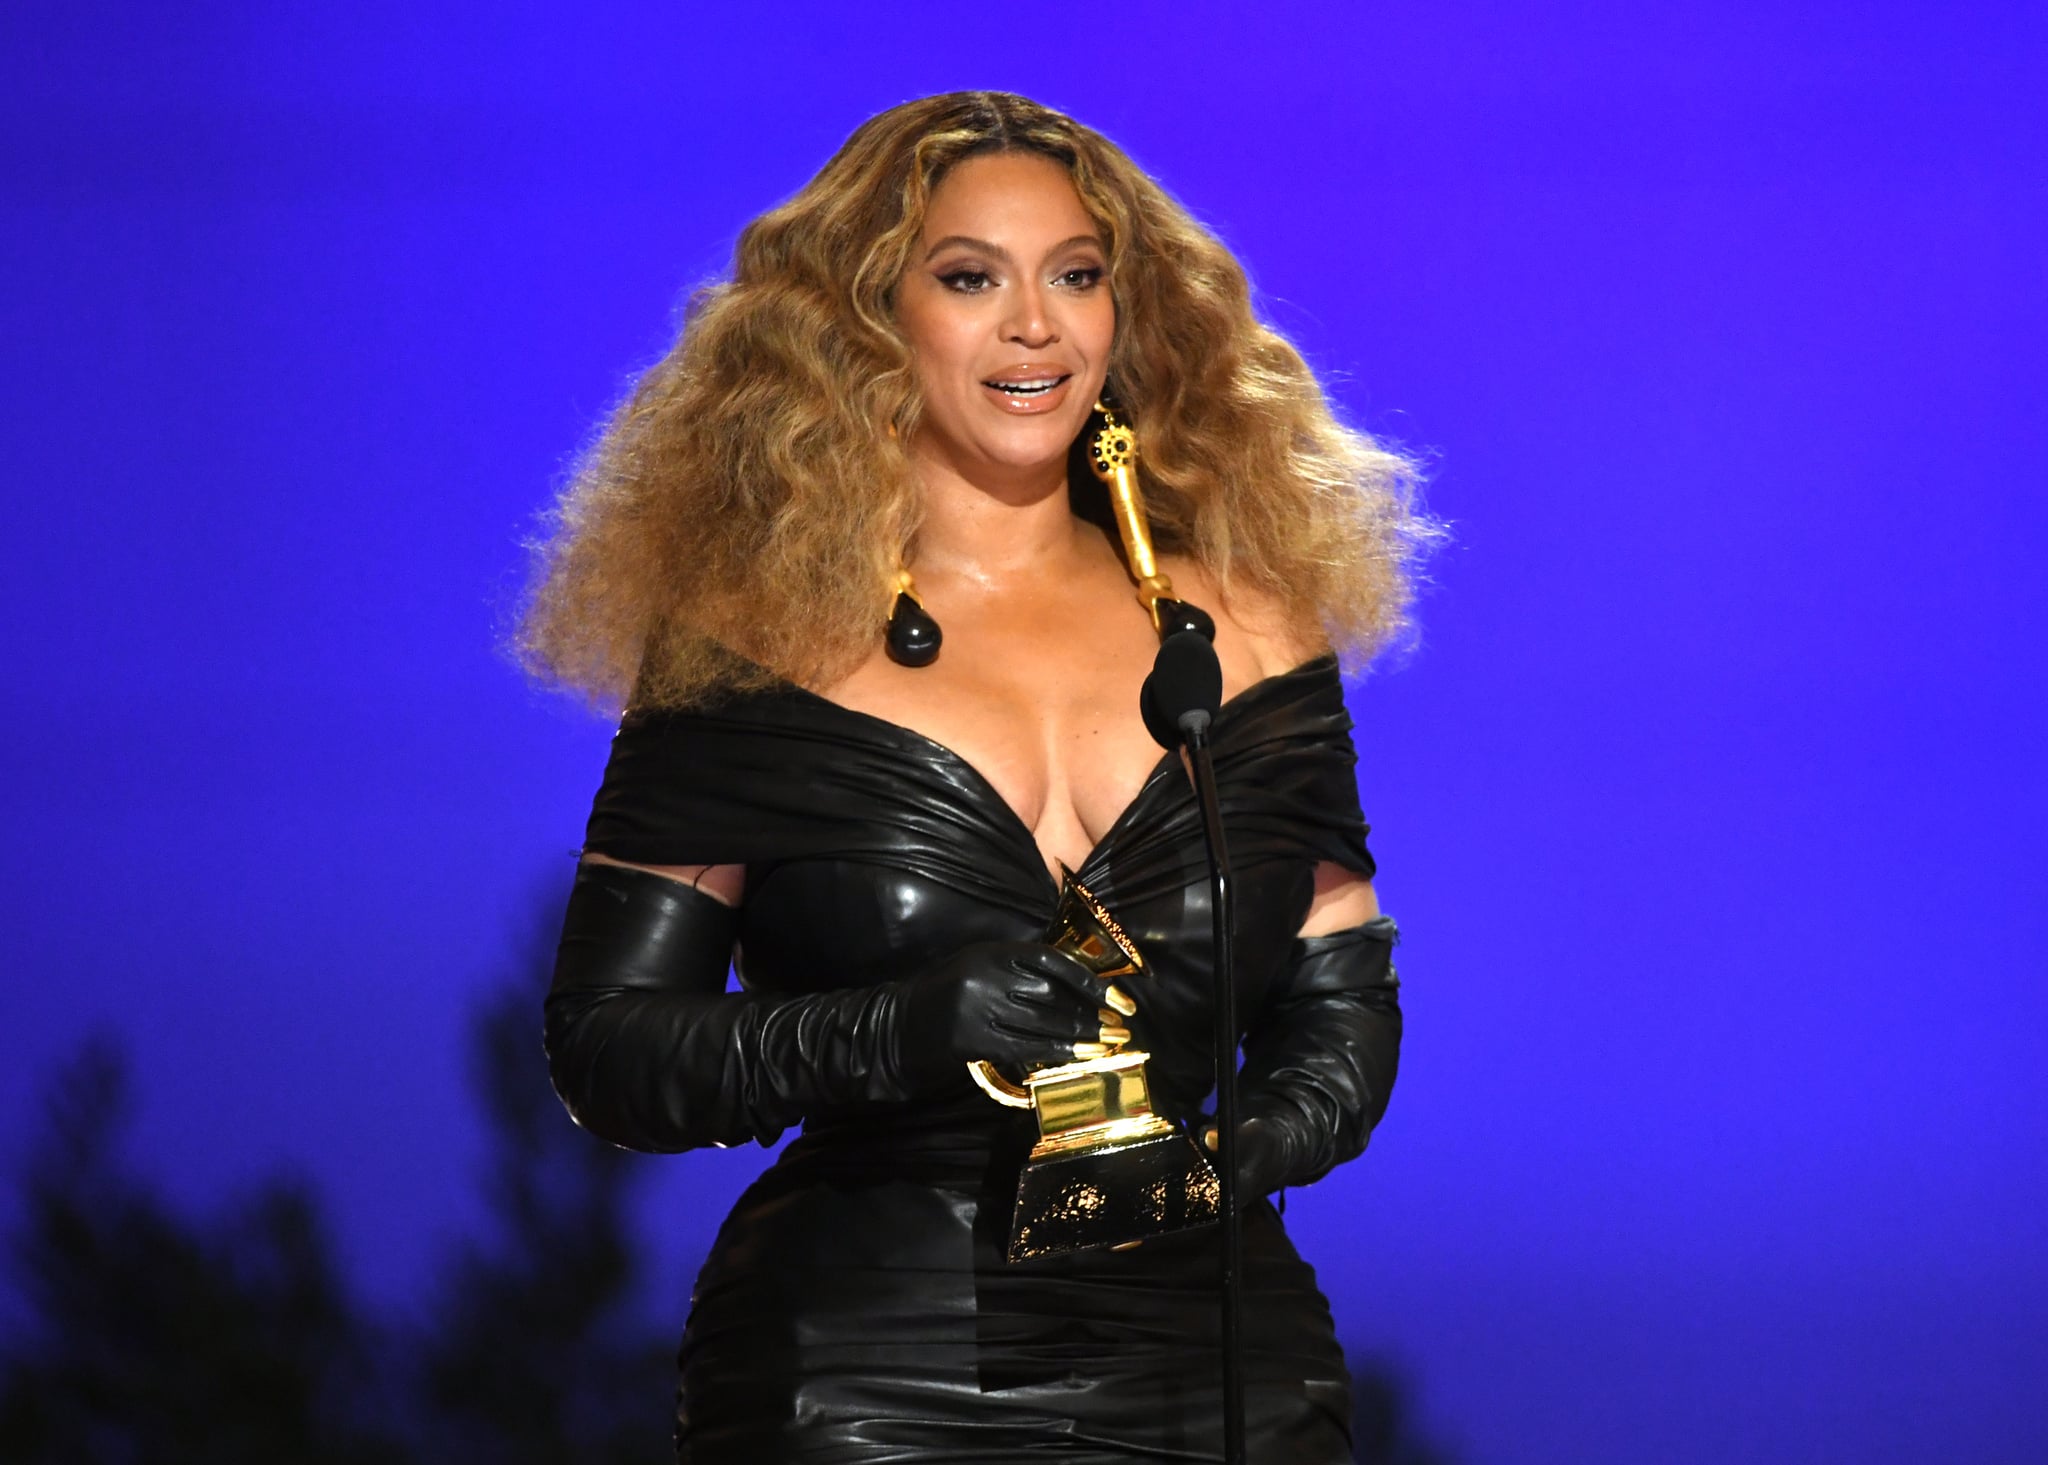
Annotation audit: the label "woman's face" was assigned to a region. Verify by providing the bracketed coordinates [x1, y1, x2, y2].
[895, 150, 1115, 490]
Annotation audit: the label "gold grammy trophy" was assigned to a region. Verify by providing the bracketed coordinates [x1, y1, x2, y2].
[964, 399, 1221, 1264]
[968, 871, 1220, 1262]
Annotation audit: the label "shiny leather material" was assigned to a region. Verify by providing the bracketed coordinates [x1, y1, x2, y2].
[1235, 915, 1402, 1197]
[895, 939, 1115, 1090]
[546, 867, 1117, 1149]
[547, 861, 909, 1151]
[556, 653, 1396, 1463]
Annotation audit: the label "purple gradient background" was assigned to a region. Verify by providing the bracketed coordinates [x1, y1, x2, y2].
[4, 5, 2044, 1462]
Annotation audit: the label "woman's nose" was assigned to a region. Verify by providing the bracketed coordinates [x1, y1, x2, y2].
[1002, 283, 1059, 347]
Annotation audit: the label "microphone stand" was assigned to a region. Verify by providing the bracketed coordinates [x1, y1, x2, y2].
[1180, 709, 1245, 1465]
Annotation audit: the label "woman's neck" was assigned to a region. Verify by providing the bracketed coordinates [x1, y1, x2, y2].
[908, 449, 1091, 590]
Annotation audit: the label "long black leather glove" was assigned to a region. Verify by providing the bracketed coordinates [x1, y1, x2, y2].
[895, 938, 1124, 1092]
[1206, 914, 1402, 1198]
[543, 859, 1112, 1153]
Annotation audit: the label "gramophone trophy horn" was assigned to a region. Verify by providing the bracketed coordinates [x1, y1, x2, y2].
[968, 869, 1220, 1262]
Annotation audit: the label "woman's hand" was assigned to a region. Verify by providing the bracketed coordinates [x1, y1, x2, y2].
[1225, 915, 1402, 1195]
[1201, 1112, 1304, 1204]
[895, 940, 1130, 1092]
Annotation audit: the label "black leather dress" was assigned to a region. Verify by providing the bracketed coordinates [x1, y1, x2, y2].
[572, 653, 1393, 1463]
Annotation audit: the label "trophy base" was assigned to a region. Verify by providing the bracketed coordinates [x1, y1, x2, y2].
[1006, 1121, 1221, 1263]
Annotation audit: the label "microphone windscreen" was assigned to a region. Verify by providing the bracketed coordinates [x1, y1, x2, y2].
[1143, 629, 1223, 748]
[1140, 671, 1177, 750]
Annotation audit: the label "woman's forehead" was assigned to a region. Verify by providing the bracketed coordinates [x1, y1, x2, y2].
[921, 152, 1100, 250]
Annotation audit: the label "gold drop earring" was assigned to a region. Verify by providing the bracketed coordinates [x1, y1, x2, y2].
[1085, 397, 1215, 643]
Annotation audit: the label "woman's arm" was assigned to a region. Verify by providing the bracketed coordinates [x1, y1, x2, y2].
[1210, 870, 1401, 1196]
[1225, 868, 1402, 1195]
[544, 855, 902, 1153]
[1181, 572, 1405, 1195]
[1299, 862, 1379, 935]
[542, 855, 1117, 1154]
[577, 851, 746, 905]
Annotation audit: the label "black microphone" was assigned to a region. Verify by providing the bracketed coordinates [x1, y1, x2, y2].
[1139, 623, 1245, 1465]
[1140, 629, 1223, 750]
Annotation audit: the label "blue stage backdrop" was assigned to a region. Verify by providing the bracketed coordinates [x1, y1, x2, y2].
[3, 5, 2043, 1462]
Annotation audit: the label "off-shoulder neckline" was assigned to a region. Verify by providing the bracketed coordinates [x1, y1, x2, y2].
[775, 652, 1341, 899]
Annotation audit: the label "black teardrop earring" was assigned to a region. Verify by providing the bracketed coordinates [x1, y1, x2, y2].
[880, 418, 942, 668]
[885, 568, 942, 667]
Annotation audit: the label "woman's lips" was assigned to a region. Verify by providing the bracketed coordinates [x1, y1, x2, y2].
[979, 374, 1074, 415]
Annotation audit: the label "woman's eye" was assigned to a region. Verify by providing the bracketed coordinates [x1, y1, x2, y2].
[939, 269, 993, 293]
[1058, 267, 1106, 289]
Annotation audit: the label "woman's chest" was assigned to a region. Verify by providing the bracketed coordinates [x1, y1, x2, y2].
[818, 638, 1176, 879]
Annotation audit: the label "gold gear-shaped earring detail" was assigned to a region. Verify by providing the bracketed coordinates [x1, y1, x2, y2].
[1086, 401, 1173, 625]
[1086, 408, 1136, 479]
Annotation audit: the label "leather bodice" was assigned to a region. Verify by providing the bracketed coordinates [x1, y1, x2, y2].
[580, 653, 1376, 1127]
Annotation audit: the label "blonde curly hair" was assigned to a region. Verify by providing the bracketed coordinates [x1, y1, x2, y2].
[512, 90, 1435, 714]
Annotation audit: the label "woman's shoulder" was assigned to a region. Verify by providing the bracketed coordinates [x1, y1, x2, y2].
[1156, 553, 1331, 682]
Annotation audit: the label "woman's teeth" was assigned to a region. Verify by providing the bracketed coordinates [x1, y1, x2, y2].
[986, 376, 1068, 396]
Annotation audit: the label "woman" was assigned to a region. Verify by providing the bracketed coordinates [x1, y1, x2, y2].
[516, 91, 1432, 1463]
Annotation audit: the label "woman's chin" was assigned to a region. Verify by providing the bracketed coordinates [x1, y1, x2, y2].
[916, 414, 1087, 489]
[972, 420, 1086, 472]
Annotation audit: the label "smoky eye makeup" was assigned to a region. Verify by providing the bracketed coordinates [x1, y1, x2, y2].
[928, 248, 1106, 294]
[935, 265, 996, 293]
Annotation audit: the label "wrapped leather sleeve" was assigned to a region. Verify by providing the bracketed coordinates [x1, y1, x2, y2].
[542, 860, 915, 1153]
[1236, 914, 1402, 1192]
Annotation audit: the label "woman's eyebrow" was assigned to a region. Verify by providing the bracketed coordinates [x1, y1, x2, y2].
[922, 233, 1104, 263]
